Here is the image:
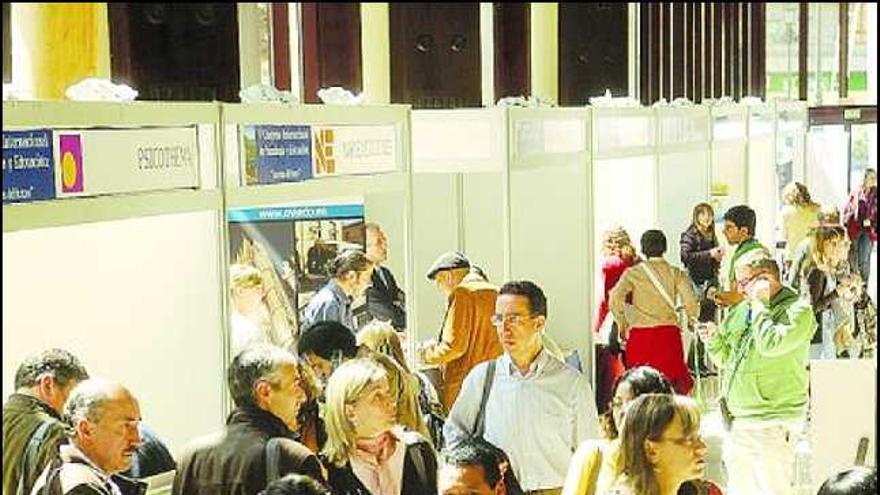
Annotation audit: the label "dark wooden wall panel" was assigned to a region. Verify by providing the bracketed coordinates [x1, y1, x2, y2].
[694, 3, 703, 103]
[712, 4, 723, 98]
[559, 4, 629, 105]
[672, 3, 685, 99]
[3, 3, 11, 84]
[732, 4, 740, 97]
[640, 2, 764, 104]
[685, 3, 694, 101]
[839, 3, 849, 98]
[741, 4, 750, 96]
[751, 3, 765, 99]
[703, 3, 713, 99]
[641, 4, 662, 106]
[799, 2, 808, 101]
[301, 3, 362, 104]
[271, 3, 290, 91]
[109, 4, 240, 102]
[390, 3, 481, 108]
[494, 3, 530, 99]
[660, 3, 671, 101]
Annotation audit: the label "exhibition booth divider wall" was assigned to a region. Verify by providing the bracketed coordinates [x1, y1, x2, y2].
[746, 102, 779, 249]
[655, 106, 712, 264]
[410, 108, 508, 347]
[411, 107, 597, 381]
[709, 103, 749, 240]
[2, 99, 811, 458]
[507, 107, 594, 377]
[2, 101, 227, 458]
[590, 106, 658, 313]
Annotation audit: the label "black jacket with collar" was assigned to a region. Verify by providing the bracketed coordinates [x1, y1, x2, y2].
[366, 265, 407, 330]
[173, 406, 324, 495]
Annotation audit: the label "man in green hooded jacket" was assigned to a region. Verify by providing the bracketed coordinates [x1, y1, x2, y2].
[698, 255, 816, 495]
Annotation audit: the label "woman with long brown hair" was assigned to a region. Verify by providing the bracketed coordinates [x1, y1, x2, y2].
[679, 203, 723, 374]
[606, 394, 710, 495]
[805, 225, 861, 359]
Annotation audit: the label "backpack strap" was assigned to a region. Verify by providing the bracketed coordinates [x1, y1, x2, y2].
[407, 442, 428, 491]
[640, 263, 677, 311]
[472, 359, 497, 439]
[17, 420, 57, 495]
[31, 456, 66, 495]
[264, 437, 282, 486]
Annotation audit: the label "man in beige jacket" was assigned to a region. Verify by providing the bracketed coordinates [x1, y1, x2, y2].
[418, 251, 503, 412]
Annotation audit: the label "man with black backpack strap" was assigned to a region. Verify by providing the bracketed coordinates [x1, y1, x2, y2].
[173, 345, 324, 495]
[3, 349, 89, 495]
[444, 281, 599, 495]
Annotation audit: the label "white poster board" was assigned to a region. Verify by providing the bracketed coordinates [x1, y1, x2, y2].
[2, 211, 225, 457]
[810, 359, 877, 492]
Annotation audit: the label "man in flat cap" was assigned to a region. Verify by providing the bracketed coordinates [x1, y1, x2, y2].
[417, 251, 502, 412]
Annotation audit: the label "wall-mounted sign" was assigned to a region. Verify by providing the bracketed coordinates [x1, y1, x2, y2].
[55, 127, 199, 198]
[313, 125, 396, 176]
[2, 129, 56, 204]
[241, 125, 312, 185]
[226, 204, 365, 223]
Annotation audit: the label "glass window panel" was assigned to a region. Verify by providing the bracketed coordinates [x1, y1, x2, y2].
[807, 3, 840, 105]
[807, 125, 849, 208]
[847, 3, 877, 103]
[850, 123, 877, 189]
[766, 3, 801, 100]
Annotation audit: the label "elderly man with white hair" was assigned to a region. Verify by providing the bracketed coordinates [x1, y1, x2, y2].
[30, 379, 146, 495]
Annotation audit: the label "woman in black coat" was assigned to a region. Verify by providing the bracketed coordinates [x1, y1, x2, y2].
[680, 203, 723, 322]
[320, 358, 437, 495]
[680, 203, 723, 374]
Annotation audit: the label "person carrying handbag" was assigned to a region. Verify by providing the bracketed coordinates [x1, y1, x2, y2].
[609, 230, 699, 395]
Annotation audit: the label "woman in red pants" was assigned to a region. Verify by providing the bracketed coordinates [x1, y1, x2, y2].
[609, 230, 699, 395]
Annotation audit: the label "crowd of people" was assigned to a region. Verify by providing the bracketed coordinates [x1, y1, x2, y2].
[3, 173, 877, 495]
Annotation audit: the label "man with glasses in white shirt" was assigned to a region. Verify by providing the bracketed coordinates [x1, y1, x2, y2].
[444, 280, 600, 495]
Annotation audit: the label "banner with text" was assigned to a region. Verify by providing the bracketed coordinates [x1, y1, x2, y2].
[226, 203, 366, 338]
[2, 129, 56, 204]
[241, 125, 313, 185]
[313, 125, 397, 176]
[54, 127, 200, 198]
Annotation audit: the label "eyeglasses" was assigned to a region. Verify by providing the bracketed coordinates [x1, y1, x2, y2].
[736, 271, 764, 290]
[659, 433, 704, 448]
[490, 313, 534, 327]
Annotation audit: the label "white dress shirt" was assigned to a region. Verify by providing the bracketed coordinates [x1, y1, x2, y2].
[444, 348, 600, 491]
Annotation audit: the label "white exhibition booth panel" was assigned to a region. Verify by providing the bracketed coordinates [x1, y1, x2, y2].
[220, 103, 414, 346]
[810, 359, 877, 492]
[747, 103, 778, 251]
[656, 106, 711, 265]
[591, 107, 657, 298]
[710, 104, 749, 248]
[411, 109, 507, 343]
[2, 101, 226, 457]
[508, 107, 593, 375]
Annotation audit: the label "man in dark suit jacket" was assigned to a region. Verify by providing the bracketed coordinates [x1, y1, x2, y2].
[364, 222, 407, 330]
